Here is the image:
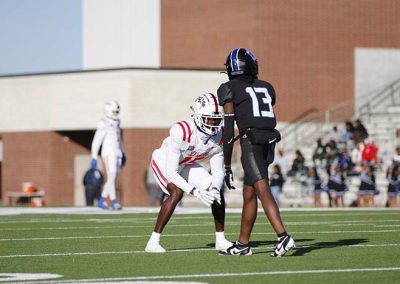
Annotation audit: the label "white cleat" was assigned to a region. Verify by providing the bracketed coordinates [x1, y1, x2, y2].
[145, 242, 166, 253]
[215, 238, 233, 250]
[271, 235, 295, 257]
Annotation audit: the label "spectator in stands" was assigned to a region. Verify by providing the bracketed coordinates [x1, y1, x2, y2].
[325, 139, 340, 168]
[308, 166, 325, 207]
[358, 165, 377, 207]
[353, 119, 369, 144]
[361, 138, 379, 167]
[396, 129, 400, 148]
[288, 149, 306, 177]
[273, 148, 288, 178]
[350, 142, 363, 174]
[386, 163, 399, 207]
[312, 138, 327, 168]
[270, 164, 285, 207]
[327, 125, 341, 144]
[342, 120, 355, 148]
[326, 163, 348, 207]
[338, 147, 354, 175]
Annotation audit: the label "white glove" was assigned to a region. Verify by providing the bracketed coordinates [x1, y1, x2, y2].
[209, 187, 221, 205]
[192, 188, 214, 207]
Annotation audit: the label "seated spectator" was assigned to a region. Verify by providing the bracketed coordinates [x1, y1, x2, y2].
[273, 148, 288, 178]
[342, 120, 355, 148]
[326, 163, 348, 207]
[351, 142, 363, 174]
[327, 125, 341, 145]
[312, 138, 327, 167]
[338, 147, 355, 175]
[361, 138, 379, 167]
[396, 128, 400, 148]
[269, 164, 285, 207]
[386, 163, 399, 207]
[288, 149, 306, 177]
[358, 165, 377, 207]
[307, 166, 325, 207]
[325, 139, 340, 167]
[353, 119, 369, 144]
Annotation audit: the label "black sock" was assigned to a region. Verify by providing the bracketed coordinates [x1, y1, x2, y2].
[237, 240, 248, 247]
[277, 232, 288, 238]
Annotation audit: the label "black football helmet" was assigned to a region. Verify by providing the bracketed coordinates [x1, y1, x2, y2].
[225, 48, 258, 79]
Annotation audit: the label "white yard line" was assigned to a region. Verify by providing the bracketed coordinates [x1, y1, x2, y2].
[2, 219, 400, 231]
[1, 243, 400, 259]
[10, 267, 400, 284]
[1, 229, 400, 242]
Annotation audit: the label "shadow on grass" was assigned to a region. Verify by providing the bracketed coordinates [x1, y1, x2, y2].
[289, 238, 369, 257]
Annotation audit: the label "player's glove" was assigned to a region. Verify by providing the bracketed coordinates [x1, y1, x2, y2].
[192, 188, 214, 207]
[121, 153, 127, 167]
[90, 158, 97, 170]
[224, 166, 236, 190]
[209, 187, 221, 205]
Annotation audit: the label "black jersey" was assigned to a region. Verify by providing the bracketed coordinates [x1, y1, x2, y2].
[217, 76, 277, 132]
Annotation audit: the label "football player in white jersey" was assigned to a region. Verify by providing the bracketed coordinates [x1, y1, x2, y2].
[145, 93, 233, 253]
[91, 100, 126, 210]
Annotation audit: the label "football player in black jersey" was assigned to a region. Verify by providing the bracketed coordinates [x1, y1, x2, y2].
[217, 48, 295, 257]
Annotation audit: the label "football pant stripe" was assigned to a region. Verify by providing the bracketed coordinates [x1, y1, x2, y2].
[151, 160, 168, 189]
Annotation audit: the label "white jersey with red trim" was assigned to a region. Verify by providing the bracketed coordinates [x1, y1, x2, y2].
[151, 117, 224, 193]
[91, 117, 124, 159]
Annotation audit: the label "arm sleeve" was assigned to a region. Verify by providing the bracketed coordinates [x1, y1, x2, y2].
[223, 114, 235, 167]
[165, 125, 194, 193]
[91, 120, 106, 159]
[218, 83, 235, 167]
[209, 150, 224, 190]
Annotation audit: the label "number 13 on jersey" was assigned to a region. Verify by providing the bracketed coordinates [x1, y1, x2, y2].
[245, 87, 275, 118]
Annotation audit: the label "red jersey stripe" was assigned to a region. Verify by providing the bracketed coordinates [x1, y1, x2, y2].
[177, 122, 187, 141]
[181, 121, 192, 143]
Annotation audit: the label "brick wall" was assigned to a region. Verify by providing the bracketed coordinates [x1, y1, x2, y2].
[162, 0, 400, 121]
[1, 129, 168, 206]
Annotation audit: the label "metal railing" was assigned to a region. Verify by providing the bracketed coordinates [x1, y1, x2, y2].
[280, 77, 400, 151]
[357, 78, 400, 121]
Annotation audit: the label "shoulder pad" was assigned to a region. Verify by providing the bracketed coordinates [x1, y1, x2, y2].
[170, 120, 193, 143]
[217, 83, 233, 105]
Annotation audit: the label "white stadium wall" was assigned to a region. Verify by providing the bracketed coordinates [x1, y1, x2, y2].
[355, 48, 400, 109]
[0, 69, 226, 132]
[82, 0, 161, 69]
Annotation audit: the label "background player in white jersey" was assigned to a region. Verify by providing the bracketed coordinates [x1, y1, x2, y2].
[91, 100, 126, 210]
[145, 93, 233, 253]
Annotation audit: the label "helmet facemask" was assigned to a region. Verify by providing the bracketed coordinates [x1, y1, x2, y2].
[191, 94, 224, 136]
[104, 100, 120, 120]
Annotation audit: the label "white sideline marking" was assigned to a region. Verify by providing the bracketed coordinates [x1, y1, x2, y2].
[19, 267, 400, 283]
[1, 229, 400, 242]
[0, 273, 62, 282]
[1, 243, 399, 259]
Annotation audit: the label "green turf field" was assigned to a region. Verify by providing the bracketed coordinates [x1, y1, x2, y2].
[0, 209, 400, 283]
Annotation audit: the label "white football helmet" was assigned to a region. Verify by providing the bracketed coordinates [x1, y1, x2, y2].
[191, 93, 224, 136]
[104, 100, 120, 120]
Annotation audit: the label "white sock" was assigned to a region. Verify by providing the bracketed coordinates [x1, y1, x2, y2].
[215, 231, 226, 241]
[149, 232, 161, 243]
